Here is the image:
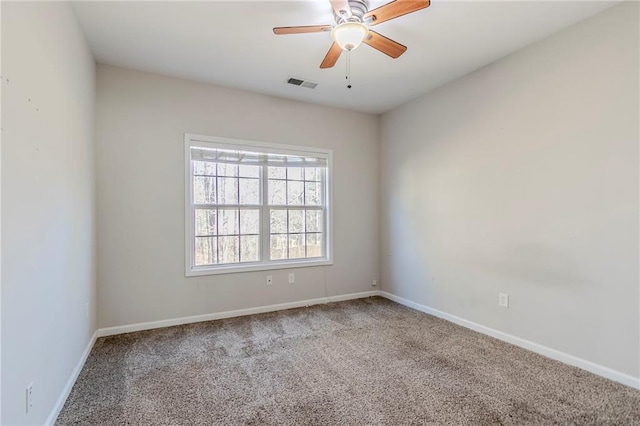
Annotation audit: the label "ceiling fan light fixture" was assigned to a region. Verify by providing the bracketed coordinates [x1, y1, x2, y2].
[331, 22, 369, 51]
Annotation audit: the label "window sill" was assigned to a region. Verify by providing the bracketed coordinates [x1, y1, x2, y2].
[186, 259, 333, 277]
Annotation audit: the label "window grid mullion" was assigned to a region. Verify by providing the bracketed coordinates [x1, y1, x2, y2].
[303, 180, 307, 258]
[285, 168, 289, 260]
[265, 205, 322, 210]
[286, 208, 290, 259]
[303, 174, 306, 207]
[237, 175, 241, 262]
[197, 233, 259, 238]
[262, 165, 270, 262]
[194, 204, 262, 209]
[214, 163, 220, 265]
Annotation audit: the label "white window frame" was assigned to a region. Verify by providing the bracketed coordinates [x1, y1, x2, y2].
[185, 133, 333, 276]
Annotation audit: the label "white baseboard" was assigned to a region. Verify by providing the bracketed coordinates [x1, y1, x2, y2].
[45, 330, 98, 426]
[379, 291, 640, 390]
[328, 290, 380, 303]
[97, 291, 381, 338]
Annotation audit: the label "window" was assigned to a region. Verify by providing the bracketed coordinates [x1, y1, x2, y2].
[185, 134, 332, 276]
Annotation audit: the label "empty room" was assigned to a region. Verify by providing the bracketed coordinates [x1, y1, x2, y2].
[1, 0, 639, 424]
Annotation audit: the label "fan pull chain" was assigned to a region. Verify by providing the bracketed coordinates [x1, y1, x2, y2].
[346, 50, 352, 89]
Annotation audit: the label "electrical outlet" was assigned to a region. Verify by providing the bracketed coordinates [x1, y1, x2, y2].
[26, 383, 33, 414]
[371, 280, 378, 287]
[288, 273, 295, 284]
[499, 293, 509, 308]
[266, 275, 273, 285]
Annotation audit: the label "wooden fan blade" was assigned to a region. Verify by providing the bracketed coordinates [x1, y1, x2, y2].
[364, 0, 430, 26]
[320, 42, 343, 68]
[330, 0, 352, 18]
[273, 25, 332, 35]
[363, 30, 407, 58]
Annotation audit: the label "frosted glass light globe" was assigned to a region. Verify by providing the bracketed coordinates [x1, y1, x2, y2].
[332, 22, 369, 51]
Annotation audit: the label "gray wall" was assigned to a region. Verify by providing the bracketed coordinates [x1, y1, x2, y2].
[96, 64, 379, 328]
[1, 2, 97, 424]
[380, 2, 639, 378]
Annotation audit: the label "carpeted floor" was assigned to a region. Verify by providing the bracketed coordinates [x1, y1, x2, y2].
[57, 297, 640, 425]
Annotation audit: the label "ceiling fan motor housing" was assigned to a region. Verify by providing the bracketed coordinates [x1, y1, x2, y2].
[334, 0, 369, 24]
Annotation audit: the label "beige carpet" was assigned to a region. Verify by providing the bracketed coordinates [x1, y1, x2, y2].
[56, 297, 640, 425]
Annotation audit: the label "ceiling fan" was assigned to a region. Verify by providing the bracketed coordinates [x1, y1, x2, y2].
[273, 0, 431, 69]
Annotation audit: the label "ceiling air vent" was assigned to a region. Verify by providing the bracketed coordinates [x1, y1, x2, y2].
[286, 77, 318, 89]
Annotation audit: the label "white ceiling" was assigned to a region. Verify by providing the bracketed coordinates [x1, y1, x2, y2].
[72, 1, 617, 114]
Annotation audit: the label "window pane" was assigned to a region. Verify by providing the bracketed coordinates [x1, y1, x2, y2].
[270, 235, 287, 260]
[268, 167, 286, 179]
[287, 167, 303, 181]
[219, 209, 239, 235]
[240, 235, 260, 262]
[193, 176, 216, 204]
[195, 237, 217, 265]
[217, 163, 238, 177]
[287, 181, 304, 205]
[289, 234, 305, 259]
[305, 181, 322, 206]
[305, 210, 323, 233]
[240, 209, 260, 234]
[306, 233, 323, 258]
[195, 209, 217, 236]
[239, 165, 260, 178]
[268, 179, 286, 205]
[218, 236, 239, 264]
[288, 209, 304, 233]
[217, 177, 238, 204]
[239, 178, 260, 205]
[305, 167, 321, 182]
[193, 161, 216, 176]
[270, 209, 287, 234]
